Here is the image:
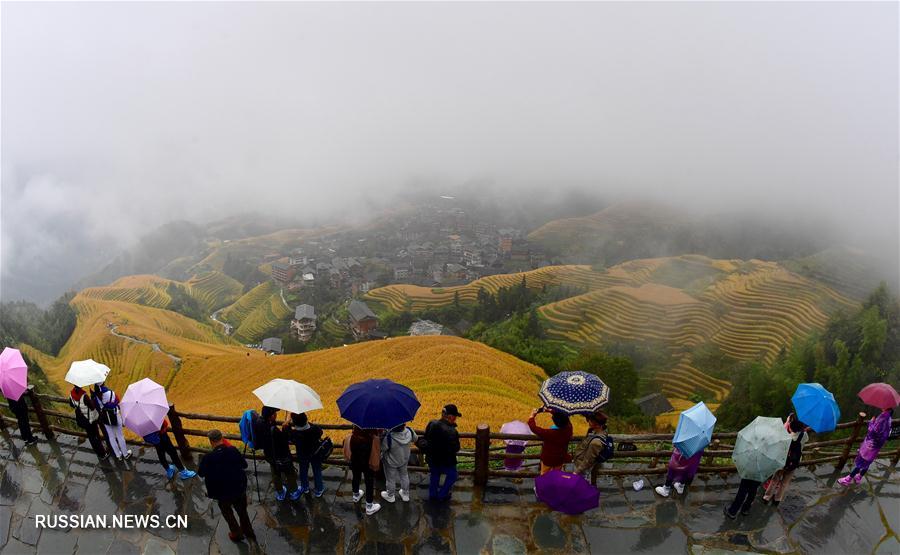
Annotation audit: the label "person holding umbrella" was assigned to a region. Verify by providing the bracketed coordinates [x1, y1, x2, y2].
[762, 413, 809, 506]
[144, 417, 196, 480]
[345, 426, 382, 515]
[725, 416, 791, 519]
[69, 385, 108, 460]
[92, 381, 131, 461]
[528, 407, 573, 475]
[1, 347, 36, 446]
[424, 404, 462, 501]
[289, 412, 325, 497]
[656, 402, 715, 498]
[257, 406, 300, 501]
[838, 383, 899, 486]
[655, 446, 703, 498]
[198, 429, 256, 543]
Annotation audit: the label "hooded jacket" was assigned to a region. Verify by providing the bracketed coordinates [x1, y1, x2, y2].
[381, 426, 417, 468]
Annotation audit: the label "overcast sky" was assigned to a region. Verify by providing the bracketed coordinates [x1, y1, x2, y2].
[2, 1, 897, 303]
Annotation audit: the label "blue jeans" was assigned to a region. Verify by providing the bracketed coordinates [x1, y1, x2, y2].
[429, 465, 457, 500]
[298, 457, 324, 492]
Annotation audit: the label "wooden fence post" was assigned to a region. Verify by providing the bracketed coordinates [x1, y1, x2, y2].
[836, 412, 866, 472]
[474, 423, 490, 487]
[167, 404, 194, 464]
[26, 385, 55, 440]
[649, 441, 661, 469]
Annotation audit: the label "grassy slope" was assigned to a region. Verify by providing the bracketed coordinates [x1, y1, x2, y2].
[219, 281, 292, 342]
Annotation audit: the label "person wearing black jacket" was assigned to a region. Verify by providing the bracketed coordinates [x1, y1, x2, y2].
[69, 386, 108, 460]
[6, 395, 37, 446]
[199, 429, 255, 543]
[424, 404, 462, 501]
[256, 406, 299, 501]
[290, 413, 325, 497]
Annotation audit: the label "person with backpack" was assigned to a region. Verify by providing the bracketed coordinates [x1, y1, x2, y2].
[345, 426, 381, 515]
[143, 417, 196, 480]
[762, 413, 809, 506]
[655, 446, 703, 498]
[380, 422, 417, 503]
[290, 412, 326, 497]
[572, 411, 611, 479]
[92, 382, 131, 461]
[257, 406, 300, 501]
[839, 408, 895, 486]
[423, 404, 462, 501]
[198, 429, 256, 543]
[69, 385, 108, 460]
[6, 394, 37, 447]
[528, 407, 573, 475]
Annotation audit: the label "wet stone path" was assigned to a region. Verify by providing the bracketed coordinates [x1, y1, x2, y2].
[0, 432, 898, 554]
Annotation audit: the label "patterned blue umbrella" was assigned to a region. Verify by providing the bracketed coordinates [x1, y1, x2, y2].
[337, 379, 420, 429]
[673, 401, 716, 458]
[539, 371, 610, 415]
[792, 383, 840, 433]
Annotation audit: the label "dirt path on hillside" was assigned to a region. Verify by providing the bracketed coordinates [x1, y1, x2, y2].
[108, 324, 182, 388]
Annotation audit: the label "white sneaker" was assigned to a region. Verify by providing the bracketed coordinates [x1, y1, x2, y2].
[365, 502, 381, 515]
[399, 489, 410, 502]
[380, 490, 396, 503]
[673, 482, 685, 495]
[352, 489, 364, 503]
[654, 485, 671, 498]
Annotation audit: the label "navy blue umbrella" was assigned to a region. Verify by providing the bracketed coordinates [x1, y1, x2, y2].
[539, 371, 610, 415]
[337, 379, 420, 429]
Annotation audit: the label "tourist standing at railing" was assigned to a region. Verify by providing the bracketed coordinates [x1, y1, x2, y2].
[143, 417, 196, 480]
[5, 394, 37, 447]
[528, 407, 573, 475]
[199, 429, 256, 544]
[572, 411, 609, 478]
[290, 412, 325, 497]
[839, 408, 894, 486]
[91, 382, 132, 461]
[346, 426, 381, 515]
[69, 385, 109, 460]
[423, 404, 462, 501]
[762, 414, 809, 506]
[381, 422, 417, 503]
[655, 446, 703, 498]
[724, 477, 762, 519]
[256, 406, 299, 501]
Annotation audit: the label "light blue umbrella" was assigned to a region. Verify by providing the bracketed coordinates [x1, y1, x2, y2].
[672, 401, 716, 458]
[733, 416, 791, 482]
[791, 383, 840, 433]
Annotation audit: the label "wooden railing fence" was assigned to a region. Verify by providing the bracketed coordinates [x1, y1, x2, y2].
[2, 386, 899, 488]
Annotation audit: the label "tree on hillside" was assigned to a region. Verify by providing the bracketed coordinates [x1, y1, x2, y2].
[565, 350, 639, 416]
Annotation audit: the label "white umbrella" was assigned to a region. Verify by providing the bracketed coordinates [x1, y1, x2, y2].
[253, 378, 323, 414]
[65, 359, 111, 388]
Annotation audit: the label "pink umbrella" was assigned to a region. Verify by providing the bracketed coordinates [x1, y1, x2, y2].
[120, 378, 170, 437]
[500, 420, 532, 471]
[858, 383, 900, 410]
[0, 347, 28, 401]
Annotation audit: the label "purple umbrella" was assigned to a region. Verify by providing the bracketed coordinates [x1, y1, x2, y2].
[535, 469, 600, 515]
[500, 420, 532, 471]
[120, 378, 169, 437]
[0, 347, 28, 401]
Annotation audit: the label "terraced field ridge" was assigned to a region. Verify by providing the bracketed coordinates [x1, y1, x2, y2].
[218, 281, 292, 342]
[537, 255, 857, 406]
[80, 271, 244, 314]
[364, 262, 661, 312]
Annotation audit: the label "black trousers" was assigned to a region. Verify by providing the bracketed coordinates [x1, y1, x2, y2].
[83, 421, 107, 458]
[352, 467, 375, 503]
[12, 404, 36, 442]
[156, 433, 184, 471]
[728, 478, 761, 515]
[218, 495, 255, 539]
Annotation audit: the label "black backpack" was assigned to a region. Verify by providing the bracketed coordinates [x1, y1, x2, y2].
[312, 437, 334, 463]
[597, 434, 615, 463]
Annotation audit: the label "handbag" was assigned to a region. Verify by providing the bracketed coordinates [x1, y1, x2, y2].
[342, 435, 352, 461]
[368, 436, 381, 472]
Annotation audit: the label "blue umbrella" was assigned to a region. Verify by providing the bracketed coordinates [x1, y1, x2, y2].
[539, 371, 610, 415]
[791, 383, 840, 433]
[672, 401, 716, 458]
[337, 379, 420, 429]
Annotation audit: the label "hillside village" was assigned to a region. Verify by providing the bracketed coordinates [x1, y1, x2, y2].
[239, 201, 551, 351]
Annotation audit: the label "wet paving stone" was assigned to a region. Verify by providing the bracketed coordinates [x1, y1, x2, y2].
[0, 507, 11, 549]
[35, 528, 78, 555]
[491, 534, 526, 555]
[412, 531, 452, 554]
[788, 488, 887, 554]
[452, 513, 490, 554]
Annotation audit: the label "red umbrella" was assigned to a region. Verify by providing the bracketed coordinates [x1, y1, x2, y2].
[858, 383, 900, 410]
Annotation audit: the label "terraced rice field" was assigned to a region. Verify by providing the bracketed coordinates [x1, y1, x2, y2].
[365, 262, 661, 312]
[184, 271, 243, 312]
[21, 294, 250, 395]
[80, 275, 176, 309]
[538, 256, 857, 403]
[169, 335, 558, 436]
[219, 281, 292, 342]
